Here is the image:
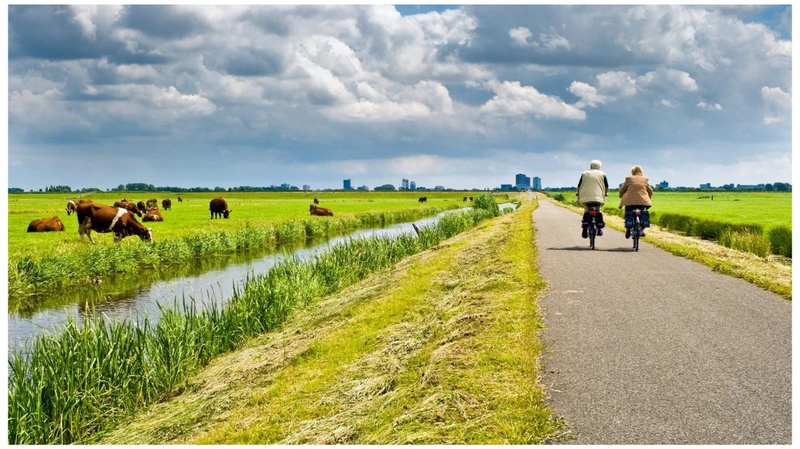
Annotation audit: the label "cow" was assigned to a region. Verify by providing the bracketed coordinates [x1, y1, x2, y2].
[27, 216, 66, 232]
[313, 197, 320, 204]
[210, 197, 231, 219]
[143, 208, 163, 222]
[66, 200, 79, 215]
[162, 199, 172, 211]
[309, 204, 334, 216]
[146, 198, 158, 209]
[469, 197, 474, 201]
[177, 196, 183, 203]
[463, 196, 468, 202]
[137, 201, 147, 212]
[418, 196, 427, 203]
[76, 202, 153, 244]
[113, 200, 143, 217]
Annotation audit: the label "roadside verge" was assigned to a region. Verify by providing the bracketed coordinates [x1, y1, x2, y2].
[99, 199, 562, 444]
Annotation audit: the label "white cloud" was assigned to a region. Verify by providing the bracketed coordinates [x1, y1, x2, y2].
[697, 101, 722, 111]
[481, 80, 585, 120]
[761, 86, 790, 125]
[508, 26, 571, 51]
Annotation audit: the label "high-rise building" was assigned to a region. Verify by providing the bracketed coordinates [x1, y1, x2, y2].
[401, 178, 410, 190]
[532, 177, 542, 190]
[410, 181, 416, 191]
[515, 173, 531, 190]
[343, 179, 351, 190]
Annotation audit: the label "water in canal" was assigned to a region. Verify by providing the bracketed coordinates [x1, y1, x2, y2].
[8, 204, 516, 354]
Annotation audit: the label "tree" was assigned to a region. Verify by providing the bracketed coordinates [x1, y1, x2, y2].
[374, 184, 396, 191]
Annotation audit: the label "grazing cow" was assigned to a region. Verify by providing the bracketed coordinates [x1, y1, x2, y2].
[309, 204, 334, 216]
[27, 216, 65, 232]
[113, 200, 143, 217]
[77, 202, 152, 243]
[162, 199, 172, 211]
[177, 196, 183, 203]
[418, 196, 427, 203]
[137, 201, 147, 212]
[469, 197, 474, 201]
[313, 197, 319, 204]
[143, 208, 163, 222]
[210, 197, 231, 219]
[463, 196, 468, 202]
[66, 200, 79, 215]
[146, 198, 158, 209]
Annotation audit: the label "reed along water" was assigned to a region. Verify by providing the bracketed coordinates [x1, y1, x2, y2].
[8, 205, 515, 355]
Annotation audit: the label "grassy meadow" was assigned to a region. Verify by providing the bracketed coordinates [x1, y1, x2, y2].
[8, 190, 481, 259]
[641, 191, 791, 231]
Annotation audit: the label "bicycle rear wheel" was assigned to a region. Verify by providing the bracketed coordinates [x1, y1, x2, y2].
[589, 221, 596, 250]
[632, 219, 640, 251]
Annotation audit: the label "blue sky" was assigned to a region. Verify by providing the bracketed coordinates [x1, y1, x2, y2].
[6, 4, 793, 191]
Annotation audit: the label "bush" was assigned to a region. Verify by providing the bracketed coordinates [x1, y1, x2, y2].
[767, 226, 792, 257]
[472, 193, 500, 217]
[719, 229, 771, 257]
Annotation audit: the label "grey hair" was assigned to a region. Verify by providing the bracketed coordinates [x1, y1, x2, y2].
[590, 160, 602, 169]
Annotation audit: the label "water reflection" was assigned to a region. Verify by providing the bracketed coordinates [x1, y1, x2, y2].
[9, 204, 518, 353]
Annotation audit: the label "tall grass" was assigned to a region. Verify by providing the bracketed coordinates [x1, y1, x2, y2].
[8, 205, 497, 445]
[9, 206, 456, 298]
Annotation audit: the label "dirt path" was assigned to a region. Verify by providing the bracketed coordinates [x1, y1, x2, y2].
[534, 199, 791, 444]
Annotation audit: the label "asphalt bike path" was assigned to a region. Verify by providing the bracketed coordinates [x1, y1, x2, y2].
[534, 199, 791, 444]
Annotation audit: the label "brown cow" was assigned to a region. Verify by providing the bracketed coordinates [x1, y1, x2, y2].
[177, 196, 183, 203]
[137, 201, 147, 212]
[309, 204, 333, 216]
[146, 198, 158, 209]
[313, 197, 319, 204]
[113, 200, 143, 217]
[66, 200, 79, 215]
[162, 199, 172, 211]
[210, 197, 231, 219]
[418, 196, 427, 203]
[27, 216, 65, 232]
[143, 208, 163, 222]
[77, 202, 152, 243]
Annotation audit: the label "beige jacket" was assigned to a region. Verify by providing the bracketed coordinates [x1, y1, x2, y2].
[576, 169, 608, 204]
[619, 175, 653, 207]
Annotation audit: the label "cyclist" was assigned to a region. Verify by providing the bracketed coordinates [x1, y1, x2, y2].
[576, 159, 608, 238]
[618, 165, 653, 238]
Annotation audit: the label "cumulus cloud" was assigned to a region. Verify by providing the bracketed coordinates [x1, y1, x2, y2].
[6, 5, 792, 190]
[481, 80, 585, 120]
[761, 86, 791, 125]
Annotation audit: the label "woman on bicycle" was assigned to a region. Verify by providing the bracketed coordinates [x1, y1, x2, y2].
[618, 165, 653, 238]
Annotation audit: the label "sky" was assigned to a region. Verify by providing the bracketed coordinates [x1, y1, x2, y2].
[5, 4, 794, 191]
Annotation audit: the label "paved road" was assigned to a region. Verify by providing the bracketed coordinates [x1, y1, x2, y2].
[534, 199, 791, 444]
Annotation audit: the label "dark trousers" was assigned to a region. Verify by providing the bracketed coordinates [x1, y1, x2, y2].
[581, 202, 605, 228]
[624, 205, 651, 228]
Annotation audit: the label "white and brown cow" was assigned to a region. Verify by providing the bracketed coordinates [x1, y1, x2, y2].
[77, 202, 152, 243]
[66, 200, 79, 215]
[142, 208, 163, 222]
[210, 197, 231, 219]
[113, 200, 143, 217]
[28, 216, 66, 232]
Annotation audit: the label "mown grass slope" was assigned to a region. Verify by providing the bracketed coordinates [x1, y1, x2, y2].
[98, 199, 563, 444]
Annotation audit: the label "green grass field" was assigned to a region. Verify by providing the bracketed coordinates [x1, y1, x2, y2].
[8, 191, 486, 260]
[639, 191, 791, 231]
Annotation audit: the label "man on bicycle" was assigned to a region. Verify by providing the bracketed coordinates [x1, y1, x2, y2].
[576, 160, 608, 238]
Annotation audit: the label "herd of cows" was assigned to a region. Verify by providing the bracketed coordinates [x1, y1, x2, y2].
[25, 194, 472, 243]
[25, 196, 237, 243]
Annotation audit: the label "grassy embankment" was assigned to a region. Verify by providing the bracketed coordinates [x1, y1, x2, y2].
[548, 193, 792, 300]
[8, 191, 485, 299]
[94, 196, 561, 444]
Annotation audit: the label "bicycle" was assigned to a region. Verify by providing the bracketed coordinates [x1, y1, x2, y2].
[630, 208, 643, 251]
[586, 206, 601, 250]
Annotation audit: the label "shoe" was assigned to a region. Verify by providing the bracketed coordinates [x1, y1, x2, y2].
[597, 228, 603, 236]
[582, 228, 588, 238]
[625, 228, 631, 239]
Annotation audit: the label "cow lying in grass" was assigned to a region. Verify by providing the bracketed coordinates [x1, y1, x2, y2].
[27, 216, 65, 232]
[143, 208, 163, 222]
[309, 204, 333, 216]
